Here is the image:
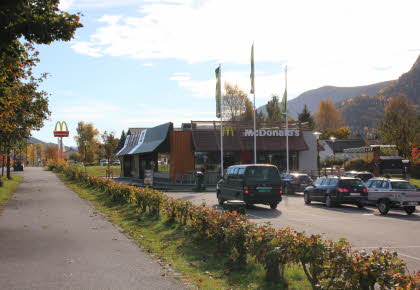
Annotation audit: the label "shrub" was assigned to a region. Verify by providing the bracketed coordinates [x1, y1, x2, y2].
[344, 158, 371, 171]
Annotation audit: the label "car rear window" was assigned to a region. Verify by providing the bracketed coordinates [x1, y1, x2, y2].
[391, 182, 416, 190]
[340, 179, 365, 187]
[297, 175, 312, 182]
[246, 166, 280, 181]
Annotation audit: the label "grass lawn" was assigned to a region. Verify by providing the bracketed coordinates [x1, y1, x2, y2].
[57, 173, 310, 289]
[410, 178, 420, 188]
[0, 175, 23, 212]
[85, 165, 120, 177]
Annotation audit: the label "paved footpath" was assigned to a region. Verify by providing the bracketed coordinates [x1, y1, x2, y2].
[0, 168, 184, 290]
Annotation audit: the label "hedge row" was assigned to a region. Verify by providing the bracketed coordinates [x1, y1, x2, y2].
[48, 161, 418, 289]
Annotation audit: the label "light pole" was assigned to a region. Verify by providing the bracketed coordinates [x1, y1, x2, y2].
[402, 159, 409, 180]
[313, 132, 321, 178]
[83, 140, 88, 174]
[329, 136, 336, 174]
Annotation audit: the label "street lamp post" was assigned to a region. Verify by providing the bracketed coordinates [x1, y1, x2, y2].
[313, 132, 321, 178]
[329, 136, 336, 175]
[402, 159, 409, 180]
[83, 140, 88, 174]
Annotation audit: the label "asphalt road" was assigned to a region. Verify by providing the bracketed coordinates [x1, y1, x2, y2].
[167, 190, 420, 273]
[0, 168, 184, 290]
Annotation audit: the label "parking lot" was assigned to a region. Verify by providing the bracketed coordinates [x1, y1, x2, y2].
[167, 190, 420, 272]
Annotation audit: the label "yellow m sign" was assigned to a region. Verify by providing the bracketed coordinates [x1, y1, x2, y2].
[222, 126, 234, 136]
[54, 121, 69, 137]
[54, 121, 69, 132]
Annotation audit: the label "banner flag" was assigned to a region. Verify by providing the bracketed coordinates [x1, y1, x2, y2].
[281, 66, 287, 113]
[215, 66, 222, 118]
[250, 43, 255, 94]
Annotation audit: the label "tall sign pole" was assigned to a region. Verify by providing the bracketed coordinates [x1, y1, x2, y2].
[215, 65, 223, 176]
[285, 66, 289, 173]
[250, 43, 257, 164]
[53, 121, 69, 160]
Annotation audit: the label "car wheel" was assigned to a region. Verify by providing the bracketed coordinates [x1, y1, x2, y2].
[304, 192, 311, 205]
[245, 202, 254, 209]
[377, 200, 390, 215]
[404, 206, 416, 215]
[325, 195, 334, 208]
[217, 191, 224, 206]
[357, 202, 364, 208]
[269, 202, 278, 210]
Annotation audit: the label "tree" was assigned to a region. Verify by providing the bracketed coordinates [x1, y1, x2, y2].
[116, 130, 126, 153]
[74, 122, 99, 164]
[69, 152, 81, 162]
[265, 95, 283, 121]
[44, 145, 58, 161]
[378, 95, 418, 158]
[298, 104, 315, 129]
[101, 131, 119, 178]
[243, 99, 254, 121]
[223, 83, 249, 121]
[320, 127, 352, 140]
[315, 99, 344, 132]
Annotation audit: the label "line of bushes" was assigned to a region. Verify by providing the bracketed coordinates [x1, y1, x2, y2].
[47, 160, 418, 289]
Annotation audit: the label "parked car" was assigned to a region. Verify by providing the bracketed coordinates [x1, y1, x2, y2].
[98, 159, 108, 166]
[365, 178, 419, 215]
[343, 171, 374, 182]
[112, 160, 121, 165]
[304, 176, 368, 208]
[281, 172, 313, 194]
[217, 164, 283, 209]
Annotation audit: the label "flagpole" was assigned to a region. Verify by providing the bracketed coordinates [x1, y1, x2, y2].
[285, 65, 289, 173]
[253, 92, 256, 164]
[220, 64, 224, 176]
[250, 43, 257, 164]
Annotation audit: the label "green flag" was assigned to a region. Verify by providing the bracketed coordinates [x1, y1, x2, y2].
[250, 43, 255, 94]
[281, 87, 287, 113]
[215, 66, 221, 118]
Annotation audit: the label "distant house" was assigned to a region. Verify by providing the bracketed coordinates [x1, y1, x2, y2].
[319, 139, 366, 161]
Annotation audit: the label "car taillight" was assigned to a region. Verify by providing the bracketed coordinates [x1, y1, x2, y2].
[243, 186, 249, 194]
[337, 188, 349, 193]
[362, 188, 368, 193]
[278, 189, 283, 194]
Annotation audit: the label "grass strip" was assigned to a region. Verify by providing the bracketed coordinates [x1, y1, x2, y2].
[57, 173, 310, 289]
[0, 175, 23, 212]
[85, 165, 120, 177]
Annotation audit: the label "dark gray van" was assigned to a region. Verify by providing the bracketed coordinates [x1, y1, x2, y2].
[216, 164, 283, 209]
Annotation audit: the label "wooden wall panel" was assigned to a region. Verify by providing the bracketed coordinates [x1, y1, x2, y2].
[170, 131, 194, 182]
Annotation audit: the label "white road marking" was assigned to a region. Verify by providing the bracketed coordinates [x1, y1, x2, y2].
[247, 214, 268, 219]
[398, 253, 420, 262]
[353, 246, 420, 249]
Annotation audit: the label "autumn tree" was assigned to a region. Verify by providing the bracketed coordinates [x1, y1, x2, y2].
[101, 131, 119, 178]
[74, 122, 99, 164]
[378, 95, 418, 158]
[44, 145, 58, 161]
[320, 127, 352, 140]
[298, 104, 315, 129]
[223, 83, 249, 121]
[315, 99, 344, 132]
[265, 95, 283, 121]
[243, 99, 255, 121]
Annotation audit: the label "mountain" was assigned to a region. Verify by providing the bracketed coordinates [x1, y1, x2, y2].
[257, 81, 392, 119]
[26, 136, 77, 152]
[339, 54, 420, 135]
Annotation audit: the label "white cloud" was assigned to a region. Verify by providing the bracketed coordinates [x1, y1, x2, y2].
[70, 0, 420, 98]
[142, 63, 154, 67]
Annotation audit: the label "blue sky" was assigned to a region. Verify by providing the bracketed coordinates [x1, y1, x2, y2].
[32, 0, 420, 147]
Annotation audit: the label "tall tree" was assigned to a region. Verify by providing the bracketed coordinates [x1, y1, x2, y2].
[44, 145, 58, 161]
[223, 83, 248, 121]
[243, 99, 254, 121]
[315, 99, 344, 132]
[265, 95, 283, 121]
[74, 122, 99, 164]
[101, 131, 119, 178]
[116, 130, 126, 152]
[298, 104, 315, 129]
[378, 95, 418, 158]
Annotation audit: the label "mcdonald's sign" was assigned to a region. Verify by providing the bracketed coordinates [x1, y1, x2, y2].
[53, 121, 69, 137]
[222, 126, 235, 136]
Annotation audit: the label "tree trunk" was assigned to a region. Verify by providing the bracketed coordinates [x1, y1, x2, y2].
[6, 147, 11, 179]
[1, 154, 4, 177]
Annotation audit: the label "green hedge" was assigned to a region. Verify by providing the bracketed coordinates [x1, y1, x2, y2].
[47, 160, 418, 289]
[344, 158, 372, 171]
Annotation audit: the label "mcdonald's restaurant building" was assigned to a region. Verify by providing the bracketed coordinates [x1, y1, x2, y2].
[117, 121, 318, 183]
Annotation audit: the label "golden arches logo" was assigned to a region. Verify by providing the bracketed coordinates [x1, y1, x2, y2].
[54, 121, 69, 137]
[54, 121, 69, 132]
[222, 126, 234, 136]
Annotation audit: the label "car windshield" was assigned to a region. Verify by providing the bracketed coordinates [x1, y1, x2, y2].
[391, 182, 416, 190]
[246, 166, 280, 181]
[340, 179, 365, 187]
[297, 175, 312, 182]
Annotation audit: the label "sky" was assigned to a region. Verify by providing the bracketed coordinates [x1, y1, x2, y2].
[32, 0, 420, 147]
